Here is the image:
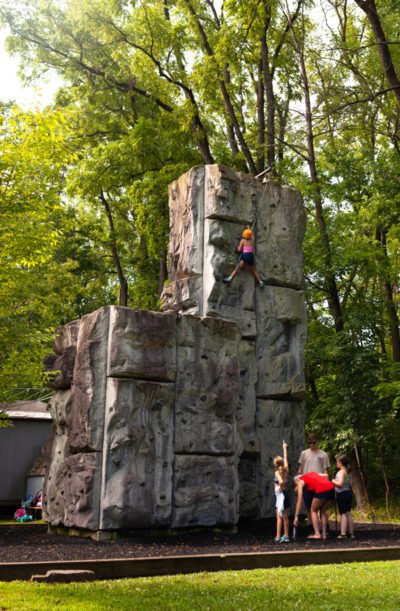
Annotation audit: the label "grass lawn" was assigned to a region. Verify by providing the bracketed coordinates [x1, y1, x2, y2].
[1, 561, 400, 610]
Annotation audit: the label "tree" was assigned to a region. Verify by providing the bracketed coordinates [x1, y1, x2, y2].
[0, 104, 79, 399]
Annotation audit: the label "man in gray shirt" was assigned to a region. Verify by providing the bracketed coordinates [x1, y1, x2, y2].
[298, 432, 330, 476]
[297, 432, 330, 518]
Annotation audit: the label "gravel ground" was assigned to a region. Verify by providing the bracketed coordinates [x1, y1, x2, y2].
[1, 521, 400, 563]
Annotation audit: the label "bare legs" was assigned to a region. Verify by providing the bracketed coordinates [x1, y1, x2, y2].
[282, 510, 289, 538]
[309, 498, 331, 539]
[275, 509, 282, 540]
[340, 512, 354, 536]
[227, 260, 243, 280]
[249, 265, 263, 283]
[275, 509, 289, 541]
[224, 261, 264, 284]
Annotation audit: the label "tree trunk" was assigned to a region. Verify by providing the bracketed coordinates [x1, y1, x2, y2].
[277, 93, 290, 165]
[305, 366, 319, 402]
[287, 11, 344, 332]
[183, 0, 256, 173]
[100, 191, 129, 307]
[224, 64, 240, 157]
[190, 112, 215, 164]
[261, 30, 276, 173]
[158, 254, 168, 298]
[379, 229, 400, 361]
[162, 1, 214, 164]
[384, 279, 400, 361]
[379, 444, 391, 518]
[256, 60, 265, 173]
[354, 0, 400, 108]
[350, 447, 369, 508]
[350, 463, 368, 508]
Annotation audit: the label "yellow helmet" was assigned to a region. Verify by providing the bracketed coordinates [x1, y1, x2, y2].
[243, 228, 253, 239]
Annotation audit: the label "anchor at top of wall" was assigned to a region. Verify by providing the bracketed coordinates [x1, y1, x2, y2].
[254, 166, 272, 183]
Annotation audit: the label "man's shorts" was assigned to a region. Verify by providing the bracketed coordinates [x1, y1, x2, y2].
[303, 487, 314, 510]
[314, 488, 335, 502]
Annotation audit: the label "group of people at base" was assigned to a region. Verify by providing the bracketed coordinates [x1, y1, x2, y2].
[274, 433, 354, 543]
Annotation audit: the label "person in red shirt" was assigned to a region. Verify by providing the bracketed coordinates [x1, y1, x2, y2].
[293, 472, 335, 539]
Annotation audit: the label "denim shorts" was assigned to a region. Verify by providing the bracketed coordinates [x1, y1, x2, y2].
[241, 252, 255, 266]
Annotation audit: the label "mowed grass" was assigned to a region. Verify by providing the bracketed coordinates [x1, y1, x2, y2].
[1, 561, 400, 610]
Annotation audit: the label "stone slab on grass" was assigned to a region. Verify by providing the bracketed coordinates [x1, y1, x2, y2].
[31, 569, 96, 583]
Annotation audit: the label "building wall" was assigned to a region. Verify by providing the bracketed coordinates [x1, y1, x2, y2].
[0, 421, 52, 503]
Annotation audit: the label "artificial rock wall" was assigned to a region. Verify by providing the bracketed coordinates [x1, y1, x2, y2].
[44, 165, 306, 534]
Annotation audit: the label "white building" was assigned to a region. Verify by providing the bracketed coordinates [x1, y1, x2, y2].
[0, 401, 52, 509]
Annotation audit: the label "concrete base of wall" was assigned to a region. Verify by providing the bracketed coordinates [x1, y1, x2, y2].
[47, 523, 238, 541]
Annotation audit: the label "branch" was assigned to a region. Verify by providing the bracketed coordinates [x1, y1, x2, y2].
[271, 0, 303, 78]
[183, 0, 256, 173]
[19, 28, 174, 113]
[272, 133, 310, 162]
[97, 14, 214, 163]
[319, 83, 400, 121]
[205, 0, 221, 28]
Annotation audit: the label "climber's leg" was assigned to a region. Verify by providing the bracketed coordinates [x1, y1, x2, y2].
[224, 259, 244, 283]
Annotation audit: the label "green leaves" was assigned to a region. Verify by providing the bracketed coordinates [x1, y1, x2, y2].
[0, 105, 77, 399]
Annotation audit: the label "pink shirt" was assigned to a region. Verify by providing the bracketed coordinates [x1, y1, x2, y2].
[243, 245, 253, 253]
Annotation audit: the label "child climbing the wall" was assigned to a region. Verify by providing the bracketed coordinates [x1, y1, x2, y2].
[223, 227, 265, 286]
[273, 440, 290, 543]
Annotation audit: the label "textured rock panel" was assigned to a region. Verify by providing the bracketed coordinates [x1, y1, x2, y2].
[44, 388, 101, 530]
[238, 455, 260, 519]
[100, 378, 174, 529]
[256, 182, 306, 288]
[237, 340, 259, 453]
[107, 307, 177, 382]
[172, 454, 239, 527]
[256, 287, 306, 399]
[159, 276, 202, 315]
[175, 316, 240, 455]
[161, 164, 305, 321]
[202, 219, 257, 336]
[256, 399, 305, 516]
[60, 452, 102, 530]
[204, 165, 258, 222]
[167, 166, 205, 280]
[43, 390, 72, 525]
[45, 321, 80, 390]
[67, 307, 110, 452]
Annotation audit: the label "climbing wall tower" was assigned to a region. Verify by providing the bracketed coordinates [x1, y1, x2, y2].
[43, 165, 306, 536]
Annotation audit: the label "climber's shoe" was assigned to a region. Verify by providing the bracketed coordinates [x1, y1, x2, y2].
[223, 276, 232, 283]
[257, 280, 265, 287]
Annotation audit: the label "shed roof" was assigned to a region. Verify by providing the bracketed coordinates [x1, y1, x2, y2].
[0, 400, 52, 421]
